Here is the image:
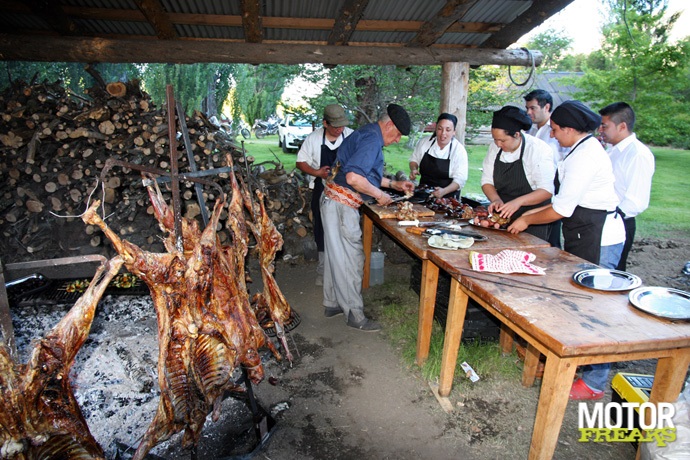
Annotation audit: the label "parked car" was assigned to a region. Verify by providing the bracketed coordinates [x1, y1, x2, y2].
[278, 115, 313, 153]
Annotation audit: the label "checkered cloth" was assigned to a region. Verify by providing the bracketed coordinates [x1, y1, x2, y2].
[469, 250, 545, 275]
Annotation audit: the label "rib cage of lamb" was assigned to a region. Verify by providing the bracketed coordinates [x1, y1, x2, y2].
[76, 153, 295, 459]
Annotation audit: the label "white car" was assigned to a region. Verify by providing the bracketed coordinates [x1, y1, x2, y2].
[278, 116, 313, 153]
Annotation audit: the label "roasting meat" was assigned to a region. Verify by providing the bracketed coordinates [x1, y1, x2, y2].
[0, 257, 123, 460]
[82, 157, 293, 459]
[240, 165, 294, 362]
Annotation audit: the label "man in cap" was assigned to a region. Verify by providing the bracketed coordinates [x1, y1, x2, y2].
[598, 102, 655, 271]
[320, 104, 415, 331]
[524, 89, 569, 248]
[297, 104, 354, 286]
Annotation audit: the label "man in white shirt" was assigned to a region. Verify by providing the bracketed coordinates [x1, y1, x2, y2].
[598, 102, 655, 271]
[524, 89, 569, 166]
[524, 89, 568, 248]
[296, 104, 354, 286]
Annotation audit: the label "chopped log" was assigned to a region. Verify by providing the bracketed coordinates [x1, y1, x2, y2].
[295, 225, 307, 238]
[106, 82, 127, 98]
[26, 200, 44, 213]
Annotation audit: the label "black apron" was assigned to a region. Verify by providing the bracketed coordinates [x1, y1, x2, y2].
[493, 134, 550, 240]
[555, 135, 606, 265]
[419, 138, 460, 199]
[311, 131, 343, 251]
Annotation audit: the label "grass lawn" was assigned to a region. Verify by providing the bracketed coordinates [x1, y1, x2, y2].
[241, 134, 689, 239]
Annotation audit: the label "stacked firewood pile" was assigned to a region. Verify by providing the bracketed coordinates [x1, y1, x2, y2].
[0, 75, 311, 265]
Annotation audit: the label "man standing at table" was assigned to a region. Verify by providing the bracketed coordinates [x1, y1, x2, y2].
[598, 102, 655, 271]
[524, 89, 568, 248]
[296, 104, 354, 286]
[320, 104, 415, 331]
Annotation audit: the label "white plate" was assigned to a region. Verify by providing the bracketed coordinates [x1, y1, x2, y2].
[628, 287, 690, 320]
[572, 269, 642, 291]
[427, 234, 474, 250]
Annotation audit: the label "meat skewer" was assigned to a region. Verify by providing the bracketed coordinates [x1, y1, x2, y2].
[0, 256, 124, 460]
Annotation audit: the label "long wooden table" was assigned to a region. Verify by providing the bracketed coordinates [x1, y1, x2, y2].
[428, 246, 690, 459]
[361, 204, 550, 365]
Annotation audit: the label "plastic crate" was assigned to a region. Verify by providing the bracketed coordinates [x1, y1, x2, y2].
[610, 372, 654, 448]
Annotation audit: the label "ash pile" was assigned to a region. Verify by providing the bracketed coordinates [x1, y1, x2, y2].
[0, 74, 313, 265]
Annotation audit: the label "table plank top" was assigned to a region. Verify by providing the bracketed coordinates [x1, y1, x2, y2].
[428, 246, 690, 357]
[362, 204, 550, 259]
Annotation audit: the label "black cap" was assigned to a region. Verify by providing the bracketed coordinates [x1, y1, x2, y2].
[387, 103, 411, 136]
[551, 100, 601, 132]
[437, 112, 458, 128]
[491, 106, 532, 133]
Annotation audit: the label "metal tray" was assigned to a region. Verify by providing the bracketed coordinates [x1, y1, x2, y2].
[628, 287, 690, 320]
[572, 268, 642, 291]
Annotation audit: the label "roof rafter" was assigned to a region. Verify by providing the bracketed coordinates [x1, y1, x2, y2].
[133, 0, 177, 40]
[327, 0, 370, 46]
[481, 0, 573, 49]
[406, 0, 478, 48]
[240, 0, 263, 43]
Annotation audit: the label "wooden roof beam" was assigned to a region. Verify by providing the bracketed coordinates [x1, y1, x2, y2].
[24, 0, 81, 36]
[407, 0, 478, 48]
[327, 0, 370, 46]
[0, 35, 542, 67]
[240, 0, 263, 43]
[133, 0, 178, 40]
[481, 0, 575, 49]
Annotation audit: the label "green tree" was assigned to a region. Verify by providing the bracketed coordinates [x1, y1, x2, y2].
[525, 28, 574, 71]
[231, 64, 300, 126]
[575, 0, 690, 147]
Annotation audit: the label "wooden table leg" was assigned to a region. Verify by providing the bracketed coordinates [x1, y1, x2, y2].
[362, 214, 373, 289]
[528, 354, 576, 460]
[522, 343, 540, 387]
[438, 279, 469, 397]
[499, 324, 514, 355]
[416, 260, 439, 366]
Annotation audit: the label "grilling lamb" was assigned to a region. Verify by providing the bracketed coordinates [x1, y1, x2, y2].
[0, 257, 123, 460]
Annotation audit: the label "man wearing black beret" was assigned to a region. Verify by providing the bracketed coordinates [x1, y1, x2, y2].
[320, 104, 415, 331]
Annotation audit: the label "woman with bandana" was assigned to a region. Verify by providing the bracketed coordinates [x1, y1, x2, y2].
[408, 113, 468, 200]
[481, 106, 556, 240]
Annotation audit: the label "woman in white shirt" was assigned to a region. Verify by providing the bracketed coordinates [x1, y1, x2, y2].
[481, 106, 555, 240]
[409, 113, 468, 199]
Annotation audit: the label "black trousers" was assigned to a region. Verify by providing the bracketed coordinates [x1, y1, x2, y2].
[616, 217, 636, 271]
[548, 219, 562, 249]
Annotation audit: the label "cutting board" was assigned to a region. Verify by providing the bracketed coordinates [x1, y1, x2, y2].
[367, 202, 436, 219]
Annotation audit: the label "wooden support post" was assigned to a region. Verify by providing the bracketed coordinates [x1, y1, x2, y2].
[440, 62, 470, 144]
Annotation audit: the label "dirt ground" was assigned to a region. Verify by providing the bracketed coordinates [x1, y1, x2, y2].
[8, 232, 690, 459]
[248, 234, 690, 460]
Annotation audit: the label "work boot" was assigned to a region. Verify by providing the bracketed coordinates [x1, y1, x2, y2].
[316, 251, 325, 286]
[346, 311, 381, 332]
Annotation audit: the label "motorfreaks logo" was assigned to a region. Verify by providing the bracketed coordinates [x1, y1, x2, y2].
[578, 402, 676, 446]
